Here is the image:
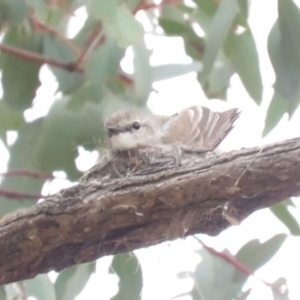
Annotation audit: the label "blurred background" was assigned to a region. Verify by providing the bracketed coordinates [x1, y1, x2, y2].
[0, 0, 300, 299]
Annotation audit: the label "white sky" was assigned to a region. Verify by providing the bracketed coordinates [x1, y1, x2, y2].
[1, 0, 300, 299]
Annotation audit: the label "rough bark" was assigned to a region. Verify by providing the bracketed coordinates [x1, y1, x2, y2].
[0, 138, 300, 285]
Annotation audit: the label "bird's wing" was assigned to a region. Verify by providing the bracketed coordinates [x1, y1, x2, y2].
[160, 106, 240, 149]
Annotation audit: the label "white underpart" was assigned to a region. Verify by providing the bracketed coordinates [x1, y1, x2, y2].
[110, 132, 138, 151]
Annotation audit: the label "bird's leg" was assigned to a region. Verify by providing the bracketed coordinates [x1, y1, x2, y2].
[112, 162, 125, 177]
[171, 145, 182, 166]
[141, 151, 173, 166]
[138, 146, 181, 167]
[179, 145, 212, 154]
[179, 145, 219, 160]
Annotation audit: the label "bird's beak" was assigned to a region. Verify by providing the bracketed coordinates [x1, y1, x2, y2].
[106, 125, 124, 137]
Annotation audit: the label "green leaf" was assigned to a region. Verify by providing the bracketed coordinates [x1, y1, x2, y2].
[152, 62, 202, 82]
[270, 202, 300, 236]
[193, 0, 218, 15]
[0, 120, 47, 217]
[0, 0, 29, 26]
[191, 248, 243, 300]
[95, 93, 149, 122]
[2, 30, 43, 111]
[55, 263, 95, 300]
[110, 253, 143, 300]
[74, 99, 108, 150]
[201, 52, 233, 100]
[87, 0, 117, 21]
[238, 0, 249, 19]
[201, 0, 239, 79]
[26, 0, 49, 21]
[263, 92, 286, 136]
[112, 6, 143, 47]
[194, 6, 214, 34]
[37, 100, 80, 179]
[159, 18, 205, 61]
[133, 39, 152, 101]
[88, 0, 143, 47]
[266, 1, 300, 132]
[0, 286, 5, 300]
[159, 19, 191, 36]
[160, 4, 186, 23]
[73, 16, 101, 48]
[234, 234, 287, 282]
[116, 0, 140, 11]
[85, 38, 124, 100]
[25, 274, 56, 300]
[0, 100, 24, 144]
[43, 33, 84, 93]
[67, 83, 98, 110]
[278, 0, 300, 64]
[224, 30, 263, 104]
[277, 0, 300, 115]
[5, 283, 22, 299]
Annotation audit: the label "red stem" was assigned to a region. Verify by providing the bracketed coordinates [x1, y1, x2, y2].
[29, 15, 81, 56]
[133, 0, 178, 14]
[193, 236, 284, 294]
[0, 43, 83, 72]
[0, 169, 55, 179]
[73, 23, 103, 67]
[0, 188, 43, 200]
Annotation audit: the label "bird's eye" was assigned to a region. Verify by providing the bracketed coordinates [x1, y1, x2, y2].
[132, 121, 141, 130]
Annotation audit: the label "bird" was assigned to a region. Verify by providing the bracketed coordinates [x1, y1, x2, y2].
[105, 105, 240, 154]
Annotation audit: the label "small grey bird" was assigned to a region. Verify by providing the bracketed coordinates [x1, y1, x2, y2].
[105, 106, 239, 153]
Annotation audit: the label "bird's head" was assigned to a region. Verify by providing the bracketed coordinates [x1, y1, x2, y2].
[105, 110, 160, 152]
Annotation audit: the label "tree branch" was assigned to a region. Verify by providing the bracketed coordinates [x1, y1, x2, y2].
[0, 189, 42, 200]
[0, 138, 300, 285]
[29, 15, 82, 56]
[0, 169, 54, 179]
[0, 43, 83, 72]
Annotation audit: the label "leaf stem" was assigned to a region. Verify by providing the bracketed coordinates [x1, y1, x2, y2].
[0, 42, 83, 72]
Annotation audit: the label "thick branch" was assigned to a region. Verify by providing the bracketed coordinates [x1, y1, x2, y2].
[0, 138, 300, 284]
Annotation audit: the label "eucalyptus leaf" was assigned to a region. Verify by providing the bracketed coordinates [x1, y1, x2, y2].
[0, 286, 5, 300]
[263, 92, 286, 136]
[43, 33, 84, 93]
[133, 39, 152, 101]
[265, 1, 300, 134]
[0, 0, 29, 26]
[2, 31, 43, 111]
[270, 202, 300, 236]
[201, 51, 233, 100]
[224, 30, 263, 104]
[25, 274, 56, 300]
[0, 119, 46, 217]
[201, 0, 239, 79]
[191, 248, 244, 300]
[85, 38, 124, 100]
[88, 0, 143, 47]
[110, 253, 143, 300]
[0, 100, 24, 144]
[234, 234, 287, 283]
[55, 263, 95, 300]
[152, 63, 202, 82]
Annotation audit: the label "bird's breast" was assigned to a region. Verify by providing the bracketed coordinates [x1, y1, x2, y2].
[109, 132, 138, 151]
